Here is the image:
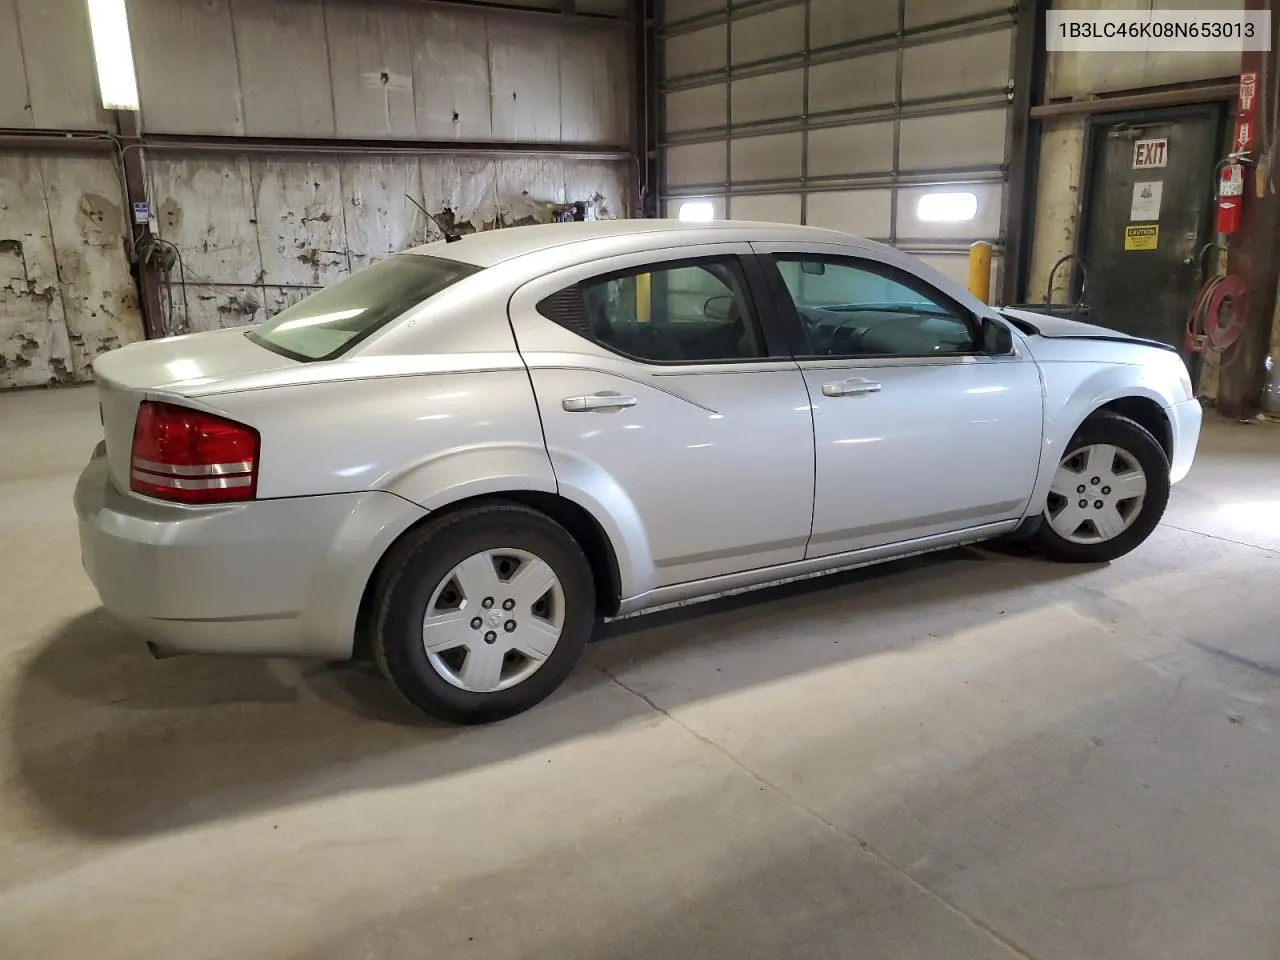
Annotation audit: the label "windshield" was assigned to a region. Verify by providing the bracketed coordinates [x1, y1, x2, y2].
[246, 254, 480, 361]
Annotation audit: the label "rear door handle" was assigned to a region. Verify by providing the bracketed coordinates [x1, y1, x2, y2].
[822, 378, 882, 398]
[562, 392, 638, 413]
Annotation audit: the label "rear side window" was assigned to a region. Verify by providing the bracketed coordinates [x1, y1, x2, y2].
[538, 256, 767, 364]
[247, 254, 480, 361]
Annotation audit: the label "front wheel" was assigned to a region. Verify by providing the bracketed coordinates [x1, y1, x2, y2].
[372, 503, 596, 724]
[1030, 412, 1170, 563]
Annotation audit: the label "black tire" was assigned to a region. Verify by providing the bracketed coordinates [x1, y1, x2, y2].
[1030, 412, 1171, 564]
[372, 502, 596, 724]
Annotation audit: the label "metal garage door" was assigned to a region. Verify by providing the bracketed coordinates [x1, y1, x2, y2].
[660, 0, 1015, 288]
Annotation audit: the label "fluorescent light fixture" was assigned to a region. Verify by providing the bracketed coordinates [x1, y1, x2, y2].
[917, 191, 979, 223]
[678, 201, 716, 223]
[87, 0, 140, 111]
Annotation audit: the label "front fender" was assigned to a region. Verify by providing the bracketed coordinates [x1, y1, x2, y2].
[1028, 361, 1177, 516]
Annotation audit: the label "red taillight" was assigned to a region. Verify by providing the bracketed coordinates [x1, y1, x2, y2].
[130, 401, 259, 504]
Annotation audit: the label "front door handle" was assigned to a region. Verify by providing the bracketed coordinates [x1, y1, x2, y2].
[562, 392, 638, 413]
[822, 378, 882, 398]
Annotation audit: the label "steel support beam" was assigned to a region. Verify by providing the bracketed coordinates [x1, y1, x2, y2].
[1031, 82, 1240, 120]
[1002, 0, 1047, 305]
[1218, 0, 1280, 419]
[633, 0, 660, 218]
[116, 112, 167, 341]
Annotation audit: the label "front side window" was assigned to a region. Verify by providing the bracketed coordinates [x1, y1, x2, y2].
[247, 254, 480, 361]
[774, 256, 976, 358]
[541, 256, 767, 364]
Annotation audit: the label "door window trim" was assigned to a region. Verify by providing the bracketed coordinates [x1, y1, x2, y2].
[759, 252, 988, 362]
[536, 253, 794, 368]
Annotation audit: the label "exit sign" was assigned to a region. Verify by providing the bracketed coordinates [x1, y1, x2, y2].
[1133, 138, 1168, 169]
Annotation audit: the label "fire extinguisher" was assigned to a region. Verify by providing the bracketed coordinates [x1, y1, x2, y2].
[1216, 160, 1245, 235]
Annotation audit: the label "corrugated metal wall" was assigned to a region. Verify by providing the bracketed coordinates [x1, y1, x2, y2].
[0, 0, 632, 387]
[660, 0, 1016, 287]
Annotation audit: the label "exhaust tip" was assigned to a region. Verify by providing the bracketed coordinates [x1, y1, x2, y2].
[146, 641, 186, 660]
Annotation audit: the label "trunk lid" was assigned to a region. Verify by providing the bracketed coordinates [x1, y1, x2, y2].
[92, 328, 296, 491]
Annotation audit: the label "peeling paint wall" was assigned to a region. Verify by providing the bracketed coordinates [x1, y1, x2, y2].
[126, 0, 632, 146]
[0, 153, 143, 388]
[147, 153, 628, 333]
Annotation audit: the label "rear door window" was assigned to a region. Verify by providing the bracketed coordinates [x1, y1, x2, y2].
[247, 254, 480, 361]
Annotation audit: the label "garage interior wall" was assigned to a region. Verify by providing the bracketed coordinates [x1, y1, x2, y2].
[1026, 0, 1242, 306]
[660, 0, 1016, 290]
[0, 0, 632, 387]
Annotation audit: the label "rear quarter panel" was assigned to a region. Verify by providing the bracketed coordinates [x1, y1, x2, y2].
[207, 365, 555, 503]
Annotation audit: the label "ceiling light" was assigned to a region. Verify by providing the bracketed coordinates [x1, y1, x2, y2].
[917, 191, 979, 223]
[87, 0, 140, 111]
[678, 201, 715, 223]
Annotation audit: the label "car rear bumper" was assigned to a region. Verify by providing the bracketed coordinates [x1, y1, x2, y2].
[74, 448, 426, 659]
[1169, 397, 1202, 485]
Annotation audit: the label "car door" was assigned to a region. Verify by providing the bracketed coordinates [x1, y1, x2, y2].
[752, 242, 1043, 560]
[507, 243, 815, 596]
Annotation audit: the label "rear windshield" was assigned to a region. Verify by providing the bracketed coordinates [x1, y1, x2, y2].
[246, 254, 480, 361]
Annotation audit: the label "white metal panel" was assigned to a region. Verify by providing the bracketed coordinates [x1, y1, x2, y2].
[665, 0, 725, 24]
[899, 108, 1007, 171]
[808, 51, 897, 115]
[325, 2, 418, 139]
[730, 193, 803, 224]
[0, 1, 30, 128]
[731, 70, 804, 125]
[897, 182, 1003, 242]
[666, 24, 726, 78]
[559, 25, 630, 144]
[0, 153, 142, 387]
[232, 0, 335, 138]
[149, 154, 263, 287]
[806, 121, 895, 177]
[906, 0, 1009, 28]
[731, 5, 806, 64]
[804, 189, 893, 237]
[410, 7, 492, 140]
[809, 0, 898, 47]
[129, 0, 245, 135]
[731, 132, 802, 182]
[489, 17, 562, 142]
[252, 159, 348, 288]
[341, 158, 427, 271]
[901, 28, 1013, 101]
[667, 84, 728, 133]
[17, 0, 111, 130]
[667, 140, 728, 186]
[1048, 0, 1243, 98]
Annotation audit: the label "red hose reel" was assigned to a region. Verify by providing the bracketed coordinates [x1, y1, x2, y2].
[1185, 272, 1247, 355]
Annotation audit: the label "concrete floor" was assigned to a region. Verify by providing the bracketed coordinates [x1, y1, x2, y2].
[1, 385, 1279, 959]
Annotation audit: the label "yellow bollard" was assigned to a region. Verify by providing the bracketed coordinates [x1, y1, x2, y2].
[967, 241, 992, 304]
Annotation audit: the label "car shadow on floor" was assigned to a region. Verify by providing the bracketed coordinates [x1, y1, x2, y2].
[11, 543, 1084, 839]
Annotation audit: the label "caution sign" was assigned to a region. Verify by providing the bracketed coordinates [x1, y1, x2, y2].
[1124, 224, 1159, 251]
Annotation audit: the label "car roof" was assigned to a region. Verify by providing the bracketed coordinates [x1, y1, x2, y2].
[403, 219, 872, 268]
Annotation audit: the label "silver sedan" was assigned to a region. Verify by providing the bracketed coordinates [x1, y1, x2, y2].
[76, 220, 1202, 723]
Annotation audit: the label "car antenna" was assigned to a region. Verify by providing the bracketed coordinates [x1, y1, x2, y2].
[405, 194, 461, 243]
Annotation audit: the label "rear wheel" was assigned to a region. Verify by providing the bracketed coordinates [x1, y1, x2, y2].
[1030, 412, 1170, 563]
[373, 503, 595, 724]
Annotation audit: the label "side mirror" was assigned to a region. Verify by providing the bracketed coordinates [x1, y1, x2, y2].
[982, 317, 1013, 355]
[704, 295, 733, 321]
